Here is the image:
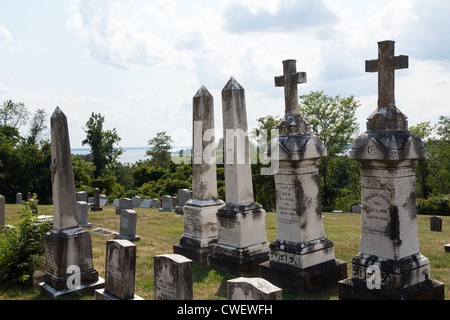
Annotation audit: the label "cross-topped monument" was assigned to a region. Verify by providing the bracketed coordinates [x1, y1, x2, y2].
[260, 59, 347, 295]
[275, 59, 307, 115]
[365, 41, 409, 131]
[366, 40, 408, 109]
[339, 40, 444, 300]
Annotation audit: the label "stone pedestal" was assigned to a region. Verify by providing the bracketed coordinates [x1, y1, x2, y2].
[39, 228, 105, 299]
[338, 41, 444, 300]
[259, 60, 346, 295]
[207, 202, 269, 276]
[173, 199, 223, 265]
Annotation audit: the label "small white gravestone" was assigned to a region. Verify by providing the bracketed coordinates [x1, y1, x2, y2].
[227, 277, 282, 300]
[154, 254, 193, 300]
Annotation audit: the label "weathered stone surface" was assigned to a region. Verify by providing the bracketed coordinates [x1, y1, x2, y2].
[90, 188, 103, 211]
[77, 201, 92, 228]
[339, 41, 444, 300]
[445, 244, 450, 253]
[175, 189, 192, 214]
[94, 239, 143, 300]
[76, 191, 88, 202]
[159, 196, 174, 212]
[207, 78, 269, 276]
[40, 107, 104, 299]
[50, 107, 79, 230]
[430, 216, 442, 232]
[115, 209, 140, 242]
[154, 254, 193, 300]
[260, 60, 345, 295]
[227, 277, 282, 300]
[174, 86, 223, 265]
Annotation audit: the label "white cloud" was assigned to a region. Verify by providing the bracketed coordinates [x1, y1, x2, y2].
[0, 24, 35, 51]
[66, 0, 176, 68]
[0, 82, 9, 94]
[221, 0, 340, 36]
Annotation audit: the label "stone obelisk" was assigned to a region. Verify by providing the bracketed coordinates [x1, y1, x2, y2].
[173, 86, 224, 265]
[207, 77, 269, 276]
[259, 59, 347, 295]
[338, 41, 444, 300]
[40, 107, 104, 299]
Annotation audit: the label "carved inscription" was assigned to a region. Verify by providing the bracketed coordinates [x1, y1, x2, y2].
[351, 265, 394, 289]
[270, 249, 301, 267]
[276, 184, 297, 224]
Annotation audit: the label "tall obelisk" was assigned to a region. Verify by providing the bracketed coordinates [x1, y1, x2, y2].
[40, 107, 104, 299]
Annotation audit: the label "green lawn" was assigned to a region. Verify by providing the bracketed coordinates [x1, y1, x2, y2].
[1, 204, 448, 300]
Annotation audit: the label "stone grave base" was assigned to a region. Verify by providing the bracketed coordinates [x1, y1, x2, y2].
[80, 223, 92, 228]
[90, 207, 103, 211]
[338, 278, 445, 300]
[173, 242, 215, 266]
[259, 259, 347, 296]
[40, 228, 105, 299]
[444, 244, 450, 253]
[94, 288, 144, 300]
[40, 276, 105, 299]
[159, 208, 174, 212]
[207, 247, 269, 277]
[114, 233, 140, 242]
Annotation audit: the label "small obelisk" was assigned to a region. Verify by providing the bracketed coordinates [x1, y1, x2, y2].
[207, 78, 269, 276]
[259, 59, 347, 295]
[173, 86, 224, 265]
[40, 107, 104, 299]
[338, 41, 444, 300]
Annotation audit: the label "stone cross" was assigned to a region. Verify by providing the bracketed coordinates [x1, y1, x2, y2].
[275, 59, 307, 115]
[366, 40, 408, 109]
[50, 107, 79, 230]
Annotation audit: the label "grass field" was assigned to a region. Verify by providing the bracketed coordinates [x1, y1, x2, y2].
[1, 204, 448, 300]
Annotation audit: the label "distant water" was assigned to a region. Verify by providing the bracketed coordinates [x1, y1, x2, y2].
[71, 147, 191, 164]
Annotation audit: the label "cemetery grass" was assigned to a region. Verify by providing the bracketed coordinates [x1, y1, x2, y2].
[1, 204, 449, 300]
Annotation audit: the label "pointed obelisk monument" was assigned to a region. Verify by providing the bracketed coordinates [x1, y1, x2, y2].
[173, 86, 224, 265]
[259, 59, 347, 295]
[40, 107, 104, 299]
[207, 78, 269, 276]
[338, 41, 444, 300]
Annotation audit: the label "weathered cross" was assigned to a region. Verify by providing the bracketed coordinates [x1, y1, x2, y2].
[275, 59, 307, 115]
[366, 40, 408, 109]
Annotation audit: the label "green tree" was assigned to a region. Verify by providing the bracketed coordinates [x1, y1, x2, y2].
[146, 131, 173, 168]
[26, 108, 48, 146]
[410, 116, 450, 197]
[0, 100, 28, 129]
[82, 113, 124, 178]
[299, 91, 360, 207]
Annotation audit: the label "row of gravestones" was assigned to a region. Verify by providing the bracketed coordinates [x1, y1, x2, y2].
[95, 240, 282, 300]
[25, 40, 448, 300]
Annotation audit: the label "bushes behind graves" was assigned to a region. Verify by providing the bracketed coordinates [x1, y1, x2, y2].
[416, 194, 450, 216]
[0, 202, 52, 285]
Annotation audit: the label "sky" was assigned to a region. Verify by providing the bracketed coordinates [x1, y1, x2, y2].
[0, 0, 449, 152]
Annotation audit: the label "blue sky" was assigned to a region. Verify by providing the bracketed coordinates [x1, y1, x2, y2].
[1, 0, 449, 150]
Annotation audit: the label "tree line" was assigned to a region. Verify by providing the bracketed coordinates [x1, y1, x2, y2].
[0, 94, 448, 213]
